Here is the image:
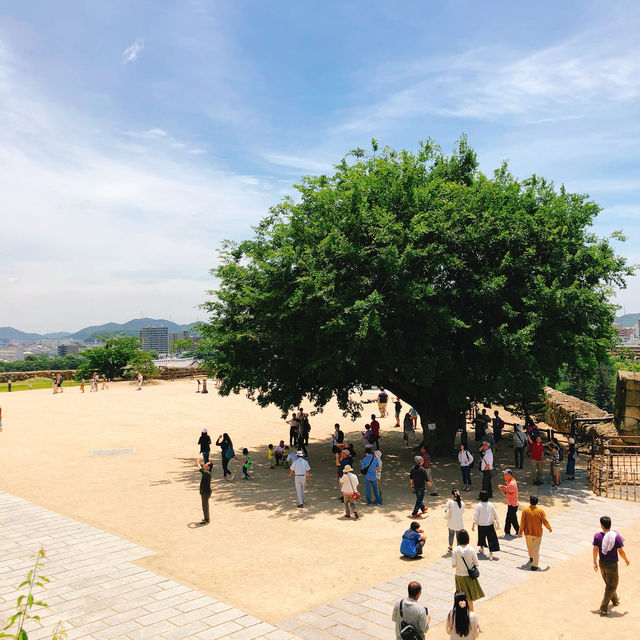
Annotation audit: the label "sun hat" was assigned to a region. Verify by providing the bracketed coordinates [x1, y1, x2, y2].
[569, 437, 575, 444]
[343, 464, 353, 473]
[504, 468, 514, 476]
[296, 450, 304, 456]
[414, 456, 423, 464]
[202, 428, 207, 433]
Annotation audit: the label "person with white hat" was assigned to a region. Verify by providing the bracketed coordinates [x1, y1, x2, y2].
[339, 464, 360, 519]
[566, 437, 578, 480]
[289, 451, 311, 508]
[198, 428, 211, 464]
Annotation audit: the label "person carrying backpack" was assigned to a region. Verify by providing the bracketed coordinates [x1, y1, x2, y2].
[392, 581, 430, 640]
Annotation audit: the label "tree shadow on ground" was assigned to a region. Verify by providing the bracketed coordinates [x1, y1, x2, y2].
[149, 424, 596, 523]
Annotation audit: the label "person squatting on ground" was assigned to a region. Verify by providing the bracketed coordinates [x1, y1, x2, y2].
[445, 489, 465, 553]
[517, 495, 552, 570]
[401, 521, 426, 558]
[458, 444, 474, 492]
[472, 491, 500, 560]
[198, 428, 211, 464]
[451, 529, 484, 612]
[391, 581, 430, 640]
[593, 515, 630, 616]
[445, 590, 480, 640]
[289, 450, 310, 508]
[197, 458, 213, 524]
[361, 446, 383, 505]
[339, 464, 359, 519]
[498, 469, 519, 536]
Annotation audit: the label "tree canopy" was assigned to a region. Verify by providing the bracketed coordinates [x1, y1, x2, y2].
[201, 138, 632, 450]
[76, 334, 142, 380]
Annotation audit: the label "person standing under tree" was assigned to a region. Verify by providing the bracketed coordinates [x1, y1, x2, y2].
[409, 456, 429, 518]
[479, 442, 493, 498]
[566, 437, 578, 480]
[369, 414, 381, 449]
[289, 451, 310, 508]
[458, 444, 474, 492]
[377, 388, 388, 418]
[513, 424, 526, 470]
[497, 469, 519, 536]
[393, 397, 402, 426]
[593, 516, 630, 616]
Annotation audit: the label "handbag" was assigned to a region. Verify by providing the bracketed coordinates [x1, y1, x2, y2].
[398, 600, 422, 640]
[461, 553, 480, 580]
[361, 457, 375, 475]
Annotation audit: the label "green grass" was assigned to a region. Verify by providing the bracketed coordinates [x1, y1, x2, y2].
[0, 378, 82, 392]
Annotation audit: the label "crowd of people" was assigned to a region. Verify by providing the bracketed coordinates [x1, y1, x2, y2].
[193, 394, 631, 634]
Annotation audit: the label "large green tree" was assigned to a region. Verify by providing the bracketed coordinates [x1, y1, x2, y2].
[76, 334, 141, 380]
[201, 139, 632, 451]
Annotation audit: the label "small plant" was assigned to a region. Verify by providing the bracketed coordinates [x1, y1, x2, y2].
[0, 548, 65, 640]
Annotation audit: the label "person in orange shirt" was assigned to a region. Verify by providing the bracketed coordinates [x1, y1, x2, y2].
[498, 469, 519, 536]
[517, 495, 552, 571]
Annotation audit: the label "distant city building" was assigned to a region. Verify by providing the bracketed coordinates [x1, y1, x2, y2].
[140, 326, 169, 355]
[58, 344, 80, 357]
[168, 331, 190, 350]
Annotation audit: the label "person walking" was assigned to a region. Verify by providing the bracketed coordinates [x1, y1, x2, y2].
[458, 444, 474, 492]
[216, 433, 235, 481]
[289, 451, 310, 508]
[473, 409, 489, 444]
[566, 438, 578, 480]
[391, 582, 430, 640]
[339, 464, 359, 519]
[361, 446, 383, 505]
[409, 456, 429, 518]
[444, 489, 465, 553]
[529, 435, 545, 485]
[393, 397, 402, 426]
[593, 515, 630, 616]
[377, 388, 388, 418]
[451, 530, 484, 611]
[472, 491, 500, 560]
[491, 410, 504, 452]
[410, 407, 419, 430]
[479, 442, 493, 498]
[420, 444, 439, 496]
[403, 412, 415, 445]
[497, 469, 519, 536]
[287, 413, 300, 447]
[548, 441, 562, 487]
[445, 591, 480, 639]
[196, 459, 213, 524]
[513, 424, 526, 469]
[374, 450, 383, 499]
[517, 495, 552, 570]
[198, 428, 211, 464]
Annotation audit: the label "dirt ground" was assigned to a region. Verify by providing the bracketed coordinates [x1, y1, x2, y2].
[0, 380, 638, 638]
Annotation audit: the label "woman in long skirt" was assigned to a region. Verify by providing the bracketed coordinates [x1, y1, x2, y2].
[472, 491, 500, 560]
[451, 529, 484, 611]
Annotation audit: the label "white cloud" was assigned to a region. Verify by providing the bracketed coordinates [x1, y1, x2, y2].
[337, 22, 640, 132]
[122, 38, 144, 64]
[0, 40, 277, 331]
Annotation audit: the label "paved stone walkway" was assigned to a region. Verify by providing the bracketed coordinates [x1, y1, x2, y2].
[2, 471, 639, 640]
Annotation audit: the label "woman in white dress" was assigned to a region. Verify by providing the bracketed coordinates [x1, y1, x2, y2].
[444, 489, 465, 553]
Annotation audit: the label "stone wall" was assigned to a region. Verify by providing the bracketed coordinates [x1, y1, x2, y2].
[0, 370, 76, 383]
[542, 386, 616, 440]
[156, 366, 207, 380]
[614, 371, 640, 435]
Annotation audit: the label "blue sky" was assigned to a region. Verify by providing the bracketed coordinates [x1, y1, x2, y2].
[1, 0, 639, 331]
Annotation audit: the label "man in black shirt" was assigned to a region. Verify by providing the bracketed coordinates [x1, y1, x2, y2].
[409, 456, 429, 518]
[197, 459, 213, 524]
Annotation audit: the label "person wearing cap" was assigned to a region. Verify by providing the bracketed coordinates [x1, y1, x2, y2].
[198, 428, 211, 464]
[196, 458, 213, 524]
[498, 469, 519, 536]
[289, 451, 311, 508]
[361, 446, 383, 505]
[479, 442, 494, 498]
[566, 438, 578, 480]
[339, 464, 360, 519]
[409, 456, 429, 518]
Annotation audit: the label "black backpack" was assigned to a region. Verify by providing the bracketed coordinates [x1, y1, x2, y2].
[398, 600, 422, 640]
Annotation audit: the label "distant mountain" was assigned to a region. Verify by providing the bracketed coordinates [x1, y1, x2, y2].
[615, 313, 640, 328]
[0, 327, 43, 341]
[69, 318, 197, 341]
[0, 318, 198, 343]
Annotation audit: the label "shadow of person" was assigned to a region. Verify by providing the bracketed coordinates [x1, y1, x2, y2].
[187, 521, 208, 528]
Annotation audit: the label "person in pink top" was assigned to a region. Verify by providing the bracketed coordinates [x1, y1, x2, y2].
[498, 469, 519, 536]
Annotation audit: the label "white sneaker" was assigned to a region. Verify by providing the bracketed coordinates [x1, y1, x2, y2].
[230, 472, 236, 482]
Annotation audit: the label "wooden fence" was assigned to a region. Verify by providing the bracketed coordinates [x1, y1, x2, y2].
[587, 436, 640, 501]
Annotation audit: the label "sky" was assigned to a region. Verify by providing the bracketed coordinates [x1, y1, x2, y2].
[1, 0, 639, 332]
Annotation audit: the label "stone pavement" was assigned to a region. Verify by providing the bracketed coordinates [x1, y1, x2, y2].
[2, 471, 640, 640]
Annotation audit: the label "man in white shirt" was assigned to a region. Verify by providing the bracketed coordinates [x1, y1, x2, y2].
[273, 440, 285, 466]
[391, 581, 430, 639]
[289, 451, 311, 508]
[480, 442, 494, 498]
